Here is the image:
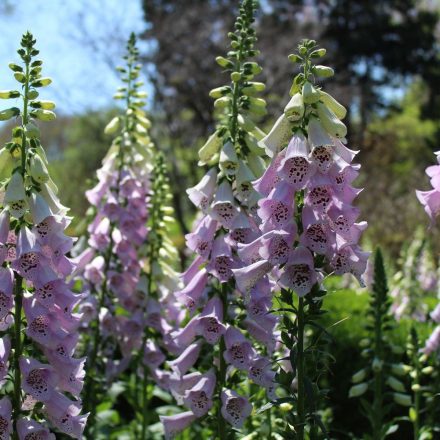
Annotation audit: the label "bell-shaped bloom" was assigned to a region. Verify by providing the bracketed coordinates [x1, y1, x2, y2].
[28, 193, 53, 225]
[232, 260, 272, 293]
[170, 316, 200, 348]
[220, 389, 252, 428]
[244, 318, 277, 355]
[143, 340, 166, 368]
[258, 181, 295, 232]
[20, 357, 59, 402]
[84, 255, 105, 286]
[183, 370, 216, 417]
[223, 327, 256, 370]
[0, 397, 12, 439]
[206, 235, 235, 282]
[253, 150, 285, 197]
[175, 269, 208, 312]
[23, 299, 68, 348]
[331, 245, 370, 286]
[187, 168, 217, 212]
[4, 171, 27, 218]
[12, 227, 56, 285]
[0, 336, 11, 383]
[259, 228, 295, 266]
[210, 181, 239, 228]
[17, 418, 56, 440]
[416, 189, 440, 224]
[168, 341, 202, 376]
[185, 215, 217, 259]
[300, 207, 331, 255]
[248, 356, 275, 388]
[169, 371, 203, 405]
[44, 392, 87, 438]
[278, 247, 317, 296]
[196, 296, 226, 344]
[259, 114, 293, 157]
[160, 411, 197, 440]
[0, 268, 13, 320]
[88, 217, 111, 251]
[278, 134, 316, 189]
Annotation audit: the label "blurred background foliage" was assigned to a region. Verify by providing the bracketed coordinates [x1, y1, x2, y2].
[1, 0, 440, 253]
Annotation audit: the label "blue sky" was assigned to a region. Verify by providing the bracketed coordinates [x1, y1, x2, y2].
[0, 0, 151, 115]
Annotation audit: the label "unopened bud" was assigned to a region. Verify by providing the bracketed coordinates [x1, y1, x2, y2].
[0, 90, 20, 99]
[30, 100, 56, 110]
[422, 366, 433, 375]
[349, 383, 368, 398]
[209, 86, 230, 99]
[0, 107, 20, 121]
[393, 393, 412, 407]
[302, 81, 320, 104]
[32, 77, 52, 87]
[386, 376, 406, 393]
[231, 72, 241, 82]
[391, 363, 411, 377]
[214, 97, 231, 109]
[314, 65, 334, 78]
[104, 117, 120, 135]
[352, 368, 368, 383]
[14, 72, 26, 83]
[372, 357, 383, 372]
[32, 109, 56, 121]
[216, 56, 234, 69]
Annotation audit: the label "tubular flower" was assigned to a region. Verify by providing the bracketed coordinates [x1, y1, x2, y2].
[163, 1, 277, 437]
[0, 33, 86, 437]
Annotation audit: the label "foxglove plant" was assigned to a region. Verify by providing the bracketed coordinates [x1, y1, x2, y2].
[238, 39, 369, 438]
[136, 151, 182, 439]
[390, 229, 434, 321]
[161, 1, 275, 438]
[0, 32, 86, 438]
[78, 34, 181, 438]
[349, 249, 409, 439]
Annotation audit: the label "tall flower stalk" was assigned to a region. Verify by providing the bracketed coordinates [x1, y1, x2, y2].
[78, 34, 180, 438]
[349, 249, 410, 439]
[161, 1, 275, 438]
[0, 32, 86, 438]
[237, 39, 369, 438]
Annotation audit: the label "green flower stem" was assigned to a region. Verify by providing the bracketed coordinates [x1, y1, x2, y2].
[296, 296, 306, 440]
[11, 42, 32, 438]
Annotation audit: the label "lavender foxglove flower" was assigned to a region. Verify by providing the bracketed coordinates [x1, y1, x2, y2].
[164, 1, 275, 436]
[0, 33, 86, 438]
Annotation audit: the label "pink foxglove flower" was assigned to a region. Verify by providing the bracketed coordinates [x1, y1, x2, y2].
[0, 33, 86, 438]
[220, 389, 253, 428]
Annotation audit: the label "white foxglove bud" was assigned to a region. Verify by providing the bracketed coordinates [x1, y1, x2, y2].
[351, 368, 368, 383]
[29, 154, 49, 183]
[386, 376, 406, 392]
[348, 383, 368, 398]
[198, 131, 223, 164]
[393, 393, 412, 407]
[284, 93, 304, 122]
[104, 117, 120, 135]
[259, 114, 293, 157]
[302, 81, 320, 104]
[316, 102, 347, 139]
